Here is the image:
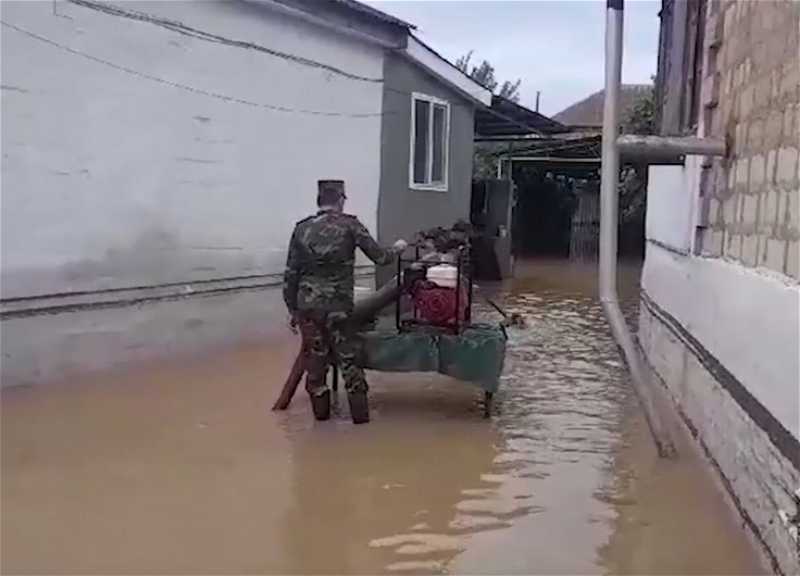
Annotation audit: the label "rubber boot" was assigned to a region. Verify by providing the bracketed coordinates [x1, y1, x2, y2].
[309, 389, 331, 421]
[348, 390, 370, 424]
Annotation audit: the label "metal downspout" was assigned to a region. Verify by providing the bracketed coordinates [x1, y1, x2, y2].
[600, 0, 677, 458]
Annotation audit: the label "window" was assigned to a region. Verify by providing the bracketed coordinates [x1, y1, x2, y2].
[410, 93, 450, 190]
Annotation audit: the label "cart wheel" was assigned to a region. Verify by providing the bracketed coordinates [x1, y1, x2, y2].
[483, 392, 493, 419]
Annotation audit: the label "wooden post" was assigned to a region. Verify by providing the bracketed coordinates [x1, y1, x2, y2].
[272, 340, 308, 411]
[272, 339, 340, 410]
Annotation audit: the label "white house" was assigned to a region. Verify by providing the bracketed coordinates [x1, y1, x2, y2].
[0, 0, 492, 385]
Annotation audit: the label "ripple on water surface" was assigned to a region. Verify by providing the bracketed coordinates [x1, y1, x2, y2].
[0, 261, 763, 575]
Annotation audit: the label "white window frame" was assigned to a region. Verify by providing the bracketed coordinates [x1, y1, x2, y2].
[409, 92, 450, 192]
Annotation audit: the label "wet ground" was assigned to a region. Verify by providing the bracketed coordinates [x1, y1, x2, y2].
[2, 260, 765, 575]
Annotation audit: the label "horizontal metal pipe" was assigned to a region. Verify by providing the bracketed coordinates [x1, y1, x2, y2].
[617, 134, 727, 158]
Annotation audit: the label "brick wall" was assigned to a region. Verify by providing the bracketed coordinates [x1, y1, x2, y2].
[701, 0, 800, 278]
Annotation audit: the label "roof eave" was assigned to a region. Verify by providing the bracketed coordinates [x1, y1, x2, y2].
[403, 35, 492, 106]
[330, 0, 416, 30]
[253, 0, 408, 49]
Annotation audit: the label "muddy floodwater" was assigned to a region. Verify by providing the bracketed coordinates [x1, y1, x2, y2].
[2, 260, 765, 575]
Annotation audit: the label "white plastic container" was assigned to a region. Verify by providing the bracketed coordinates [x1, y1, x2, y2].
[426, 264, 459, 288]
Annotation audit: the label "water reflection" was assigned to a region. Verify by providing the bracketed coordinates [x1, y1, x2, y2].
[277, 396, 501, 575]
[1, 259, 763, 575]
[445, 263, 635, 574]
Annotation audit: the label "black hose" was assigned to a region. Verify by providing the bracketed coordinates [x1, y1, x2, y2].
[351, 267, 426, 325]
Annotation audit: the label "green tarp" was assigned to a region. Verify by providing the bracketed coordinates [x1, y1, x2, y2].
[361, 323, 507, 393]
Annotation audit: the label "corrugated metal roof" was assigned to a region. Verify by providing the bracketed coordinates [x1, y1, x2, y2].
[475, 96, 569, 139]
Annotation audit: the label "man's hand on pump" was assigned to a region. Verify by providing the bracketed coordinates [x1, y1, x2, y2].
[392, 239, 408, 253]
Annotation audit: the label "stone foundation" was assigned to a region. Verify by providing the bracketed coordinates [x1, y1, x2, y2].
[639, 299, 800, 574]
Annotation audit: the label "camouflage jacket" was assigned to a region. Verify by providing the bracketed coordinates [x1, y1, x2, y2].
[283, 210, 396, 314]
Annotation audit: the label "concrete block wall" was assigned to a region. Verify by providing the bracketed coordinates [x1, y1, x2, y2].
[701, 0, 800, 277]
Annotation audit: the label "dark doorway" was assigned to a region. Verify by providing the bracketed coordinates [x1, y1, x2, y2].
[470, 179, 514, 281]
[483, 136, 647, 266]
[511, 164, 597, 259]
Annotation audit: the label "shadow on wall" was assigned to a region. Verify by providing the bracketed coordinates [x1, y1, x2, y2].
[2, 220, 287, 299]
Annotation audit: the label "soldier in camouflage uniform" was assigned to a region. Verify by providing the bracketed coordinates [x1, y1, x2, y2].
[283, 180, 407, 424]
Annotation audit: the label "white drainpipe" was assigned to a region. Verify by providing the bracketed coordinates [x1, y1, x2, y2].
[600, 0, 677, 458]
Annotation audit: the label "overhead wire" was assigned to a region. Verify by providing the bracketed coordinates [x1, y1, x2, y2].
[62, 0, 512, 118]
[65, 0, 385, 84]
[1, 20, 388, 117]
[3, 1, 556, 134]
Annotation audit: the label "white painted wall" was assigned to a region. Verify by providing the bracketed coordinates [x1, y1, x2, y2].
[642, 169, 800, 440]
[641, 244, 800, 439]
[641, 165, 800, 574]
[1, 0, 385, 298]
[646, 161, 701, 254]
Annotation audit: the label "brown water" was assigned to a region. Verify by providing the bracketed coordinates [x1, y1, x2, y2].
[1, 260, 765, 575]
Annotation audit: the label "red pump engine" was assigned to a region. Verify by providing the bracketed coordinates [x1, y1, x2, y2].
[407, 278, 469, 326]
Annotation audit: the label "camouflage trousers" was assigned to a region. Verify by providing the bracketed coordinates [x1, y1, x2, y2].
[296, 312, 367, 396]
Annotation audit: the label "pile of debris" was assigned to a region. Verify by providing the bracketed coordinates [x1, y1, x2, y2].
[414, 219, 474, 253]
